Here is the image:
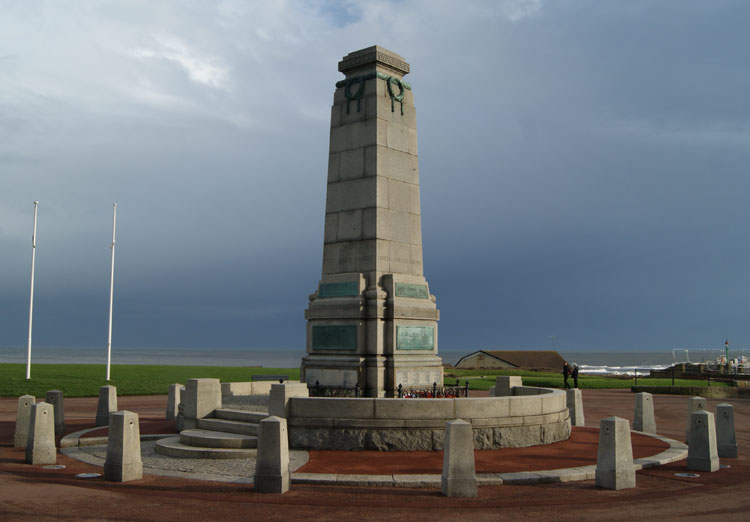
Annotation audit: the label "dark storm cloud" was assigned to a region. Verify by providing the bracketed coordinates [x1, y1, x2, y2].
[1, 1, 748, 354]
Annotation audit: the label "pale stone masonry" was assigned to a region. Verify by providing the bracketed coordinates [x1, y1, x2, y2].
[165, 383, 181, 421]
[686, 409, 719, 472]
[25, 402, 56, 465]
[104, 410, 143, 482]
[45, 389, 64, 436]
[633, 392, 656, 434]
[686, 396, 706, 441]
[269, 382, 310, 418]
[14, 394, 35, 449]
[302, 46, 443, 397]
[254, 416, 291, 493]
[491, 376, 522, 397]
[566, 388, 585, 427]
[440, 419, 477, 497]
[178, 378, 222, 430]
[595, 416, 635, 490]
[716, 403, 737, 458]
[96, 385, 117, 427]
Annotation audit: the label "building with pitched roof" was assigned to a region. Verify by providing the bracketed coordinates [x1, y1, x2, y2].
[454, 350, 567, 371]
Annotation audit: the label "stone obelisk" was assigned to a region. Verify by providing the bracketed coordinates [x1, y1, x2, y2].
[301, 46, 442, 397]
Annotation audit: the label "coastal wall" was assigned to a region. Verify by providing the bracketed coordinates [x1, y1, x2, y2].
[286, 386, 570, 451]
[632, 386, 750, 399]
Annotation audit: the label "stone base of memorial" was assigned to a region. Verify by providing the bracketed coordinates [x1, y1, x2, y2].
[286, 386, 570, 451]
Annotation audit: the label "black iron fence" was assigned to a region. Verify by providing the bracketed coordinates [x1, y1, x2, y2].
[308, 381, 362, 397]
[398, 381, 470, 398]
[307, 380, 471, 398]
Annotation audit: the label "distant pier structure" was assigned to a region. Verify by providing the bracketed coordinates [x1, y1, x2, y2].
[301, 46, 442, 398]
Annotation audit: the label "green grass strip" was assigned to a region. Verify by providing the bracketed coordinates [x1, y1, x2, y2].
[0, 364, 300, 398]
[0, 363, 727, 397]
[444, 368, 729, 390]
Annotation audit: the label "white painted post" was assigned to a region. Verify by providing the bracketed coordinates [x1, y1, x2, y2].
[26, 201, 38, 380]
[106, 203, 117, 381]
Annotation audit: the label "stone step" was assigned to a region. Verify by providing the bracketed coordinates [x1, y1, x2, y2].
[179, 429, 257, 449]
[198, 417, 258, 436]
[214, 409, 267, 424]
[155, 436, 256, 459]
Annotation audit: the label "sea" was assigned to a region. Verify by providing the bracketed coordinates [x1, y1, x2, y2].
[0, 345, 692, 376]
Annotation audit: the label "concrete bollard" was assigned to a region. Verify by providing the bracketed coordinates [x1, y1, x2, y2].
[716, 403, 737, 458]
[254, 416, 290, 493]
[491, 376, 522, 397]
[269, 382, 310, 418]
[104, 411, 143, 482]
[687, 409, 719, 472]
[633, 392, 656, 434]
[566, 388, 585, 427]
[14, 395, 35, 448]
[595, 416, 635, 490]
[180, 378, 222, 430]
[45, 390, 65, 436]
[25, 402, 56, 465]
[441, 419, 477, 497]
[166, 383, 182, 420]
[686, 396, 706, 441]
[96, 385, 118, 427]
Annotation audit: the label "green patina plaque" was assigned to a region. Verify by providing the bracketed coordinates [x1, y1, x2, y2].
[396, 326, 434, 350]
[318, 281, 359, 298]
[395, 283, 428, 299]
[312, 325, 357, 350]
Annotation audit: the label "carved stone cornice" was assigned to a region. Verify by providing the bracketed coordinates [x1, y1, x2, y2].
[338, 45, 410, 75]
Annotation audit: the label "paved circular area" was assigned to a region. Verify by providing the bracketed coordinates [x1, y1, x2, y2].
[1, 389, 749, 520]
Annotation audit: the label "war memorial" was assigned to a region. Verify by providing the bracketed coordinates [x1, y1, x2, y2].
[3, 46, 745, 517]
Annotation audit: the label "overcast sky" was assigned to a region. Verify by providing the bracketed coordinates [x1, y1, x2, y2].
[1, 0, 748, 355]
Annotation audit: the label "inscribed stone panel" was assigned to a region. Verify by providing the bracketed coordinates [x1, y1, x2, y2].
[312, 325, 358, 350]
[396, 326, 434, 350]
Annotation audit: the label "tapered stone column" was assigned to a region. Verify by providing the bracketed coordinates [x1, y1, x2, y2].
[302, 46, 442, 397]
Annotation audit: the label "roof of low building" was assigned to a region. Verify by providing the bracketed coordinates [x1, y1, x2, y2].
[456, 350, 567, 369]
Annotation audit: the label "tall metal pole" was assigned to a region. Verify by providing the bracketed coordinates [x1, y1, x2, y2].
[26, 201, 39, 380]
[106, 203, 117, 381]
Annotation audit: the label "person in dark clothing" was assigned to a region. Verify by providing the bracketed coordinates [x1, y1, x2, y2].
[562, 362, 571, 389]
[571, 364, 579, 388]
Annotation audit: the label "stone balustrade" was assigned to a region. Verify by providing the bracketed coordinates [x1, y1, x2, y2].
[286, 386, 570, 451]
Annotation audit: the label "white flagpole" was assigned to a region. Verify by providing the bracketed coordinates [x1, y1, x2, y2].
[106, 203, 117, 381]
[26, 201, 39, 380]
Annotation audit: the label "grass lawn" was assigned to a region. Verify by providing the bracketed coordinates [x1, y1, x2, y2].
[444, 368, 728, 390]
[0, 363, 727, 397]
[0, 364, 300, 398]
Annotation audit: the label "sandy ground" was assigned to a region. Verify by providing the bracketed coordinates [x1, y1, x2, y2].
[1, 389, 749, 521]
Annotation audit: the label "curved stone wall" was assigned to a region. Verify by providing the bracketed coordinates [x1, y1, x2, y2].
[286, 386, 570, 450]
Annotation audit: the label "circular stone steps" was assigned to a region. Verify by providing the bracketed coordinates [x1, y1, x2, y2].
[155, 436, 257, 459]
[180, 429, 257, 449]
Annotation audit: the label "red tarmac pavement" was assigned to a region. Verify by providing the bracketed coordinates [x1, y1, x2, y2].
[1, 389, 749, 521]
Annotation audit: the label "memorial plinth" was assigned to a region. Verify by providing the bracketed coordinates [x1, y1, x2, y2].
[301, 46, 442, 397]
